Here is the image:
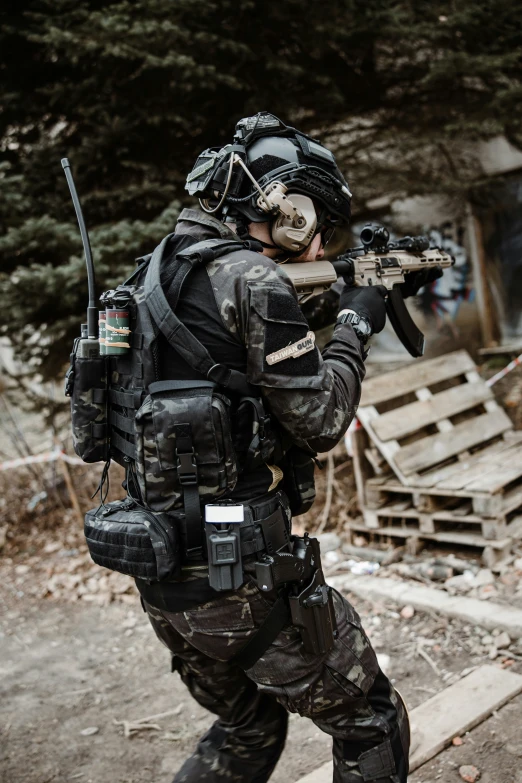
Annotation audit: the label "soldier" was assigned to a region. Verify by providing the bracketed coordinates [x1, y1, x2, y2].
[130, 113, 411, 783]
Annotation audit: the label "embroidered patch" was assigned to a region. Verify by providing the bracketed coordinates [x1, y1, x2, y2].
[265, 331, 316, 365]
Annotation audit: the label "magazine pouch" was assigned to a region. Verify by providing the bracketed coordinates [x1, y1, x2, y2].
[66, 342, 108, 464]
[134, 380, 238, 513]
[84, 498, 182, 581]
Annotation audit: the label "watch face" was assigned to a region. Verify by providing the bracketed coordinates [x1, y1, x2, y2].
[356, 318, 372, 338]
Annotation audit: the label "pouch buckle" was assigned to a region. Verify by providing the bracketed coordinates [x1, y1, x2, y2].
[177, 450, 198, 486]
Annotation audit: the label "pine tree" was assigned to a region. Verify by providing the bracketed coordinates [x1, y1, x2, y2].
[1, 0, 521, 377]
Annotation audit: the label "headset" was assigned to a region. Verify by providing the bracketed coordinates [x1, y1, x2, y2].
[185, 113, 351, 254]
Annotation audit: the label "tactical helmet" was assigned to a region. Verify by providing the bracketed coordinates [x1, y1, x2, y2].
[185, 113, 352, 253]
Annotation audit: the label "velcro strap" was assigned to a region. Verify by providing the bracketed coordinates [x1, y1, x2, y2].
[92, 389, 106, 404]
[111, 430, 136, 460]
[92, 423, 107, 439]
[129, 332, 144, 349]
[110, 409, 135, 435]
[110, 388, 136, 408]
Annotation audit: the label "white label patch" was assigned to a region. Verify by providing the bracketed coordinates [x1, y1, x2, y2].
[265, 331, 316, 365]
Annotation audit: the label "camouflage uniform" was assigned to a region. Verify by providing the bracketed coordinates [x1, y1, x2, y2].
[142, 209, 410, 782]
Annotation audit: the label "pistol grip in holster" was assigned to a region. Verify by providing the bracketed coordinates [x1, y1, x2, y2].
[288, 567, 337, 655]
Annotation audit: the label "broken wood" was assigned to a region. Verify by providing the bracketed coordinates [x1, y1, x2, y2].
[293, 666, 522, 783]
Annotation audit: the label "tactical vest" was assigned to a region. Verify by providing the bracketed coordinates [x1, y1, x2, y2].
[68, 235, 279, 548]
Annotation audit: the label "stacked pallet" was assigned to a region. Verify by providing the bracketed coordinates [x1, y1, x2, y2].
[351, 350, 522, 564]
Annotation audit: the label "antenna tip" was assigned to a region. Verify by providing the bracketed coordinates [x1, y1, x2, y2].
[61, 158, 70, 169]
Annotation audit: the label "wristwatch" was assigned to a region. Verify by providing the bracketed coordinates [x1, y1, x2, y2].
[336, 309, 372, 344]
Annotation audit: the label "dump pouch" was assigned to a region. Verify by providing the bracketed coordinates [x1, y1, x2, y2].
[67, 347, 108, 464]
[134, 380, 238, 513]
[279, 445, 316, 516]
[84, 498, 181, 581]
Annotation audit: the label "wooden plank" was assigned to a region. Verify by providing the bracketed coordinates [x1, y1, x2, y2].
[409, 666, 522, 771]
[351, 426, 371, 508]
[466, 459, 522, 494]
[413, 436, 519, 488]
[372, 380, 493, 442]
[294, 667, 522, 783]
[350, 521, 511, 549]
[356, 406, 409, 485]
[395, 409, 513, 476]
[438, 438, 522, 491]
[360, 350, 475, 407]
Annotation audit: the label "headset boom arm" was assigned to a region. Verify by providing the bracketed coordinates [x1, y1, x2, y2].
[281, 246, 453, 358]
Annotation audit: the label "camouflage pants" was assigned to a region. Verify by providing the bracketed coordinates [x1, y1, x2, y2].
[144, 577, 409, 783]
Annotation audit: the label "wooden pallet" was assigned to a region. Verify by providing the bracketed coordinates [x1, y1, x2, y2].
[348, 517, 521, 566]
[362, 499, 522, 541]
[357, 350, 515, 487]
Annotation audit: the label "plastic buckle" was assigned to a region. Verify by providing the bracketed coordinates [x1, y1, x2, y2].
[176, 450, 198, 485]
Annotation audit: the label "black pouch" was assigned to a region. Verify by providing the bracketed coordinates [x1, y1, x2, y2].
[84, 498, 181, 581]
[134, 380, 238, 513]
[66, 345, 108, 464]
[279, 445, 317, 516]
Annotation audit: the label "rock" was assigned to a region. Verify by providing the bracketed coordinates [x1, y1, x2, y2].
[459, 765, 480, 782]
[376, 653, 390, 673]
[494, 631, 511, 649]
[452, 736, 463, 746]
[514, 557, 522, 572]
[0, 526, 6, 550]
[444, 574, 474, 593]
[506, 742, 522, 758]
[488, 647, 498, 660]
[317, 533, 341, 553]
[400, 605, 415, 619]
[80, 726, 99, 736]
[472, 569, 494, 587]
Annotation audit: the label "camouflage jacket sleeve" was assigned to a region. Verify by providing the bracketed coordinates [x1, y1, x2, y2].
[207, 250, 366, 453]
[300, 288, 340, 331]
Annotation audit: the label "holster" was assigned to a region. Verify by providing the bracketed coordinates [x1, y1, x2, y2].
[255, 533, 337, 656]
[288, 565, 337, 655]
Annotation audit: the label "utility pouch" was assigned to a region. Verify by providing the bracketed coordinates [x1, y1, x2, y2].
[288, 537, 336, 655]
[279, 445, 317, 516]
[134, 380, 238, 513]
[84, 498, 181, 581]
[66, 343, 108, 464]
[205, 504, 244, 592]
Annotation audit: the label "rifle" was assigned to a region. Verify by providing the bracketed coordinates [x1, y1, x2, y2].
[281, 224, 454, 357]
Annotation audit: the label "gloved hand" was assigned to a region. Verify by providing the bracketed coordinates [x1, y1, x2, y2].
[339, 285, 388, 334]
[400, 266, 443, 298]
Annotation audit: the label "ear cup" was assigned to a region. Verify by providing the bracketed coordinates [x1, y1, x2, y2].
[271, 194, 317, 252]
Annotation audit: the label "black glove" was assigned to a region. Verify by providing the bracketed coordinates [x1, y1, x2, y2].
[339, 285, 388, 334]
[399, 266, 443, 298]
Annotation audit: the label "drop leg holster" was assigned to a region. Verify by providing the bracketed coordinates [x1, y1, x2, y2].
[227, 531, 337, 669]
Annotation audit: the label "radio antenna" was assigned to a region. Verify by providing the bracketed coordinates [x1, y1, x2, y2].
[61, 158, 98, 339]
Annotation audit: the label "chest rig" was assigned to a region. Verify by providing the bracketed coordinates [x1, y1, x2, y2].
[67, 233, 277, 558]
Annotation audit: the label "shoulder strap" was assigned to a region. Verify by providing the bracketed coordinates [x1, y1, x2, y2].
[143, 236, 259, 396]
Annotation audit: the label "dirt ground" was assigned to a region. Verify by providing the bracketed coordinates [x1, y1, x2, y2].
[2, 556, 522, 783]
